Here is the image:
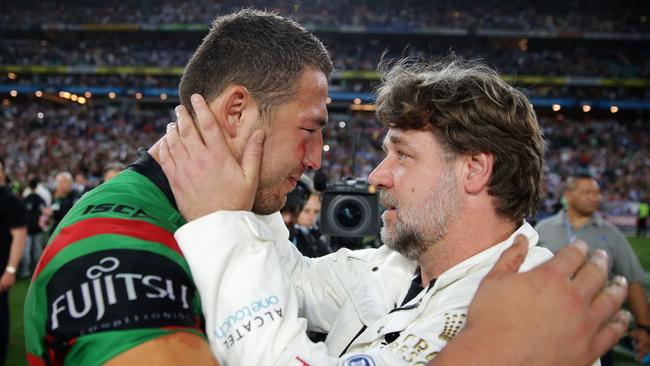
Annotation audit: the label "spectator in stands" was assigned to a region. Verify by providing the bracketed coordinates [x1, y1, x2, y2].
[103, 162, 125, 182]
[19, 178, 46, 278]
[536, 173, 650, 365]
[48, 171, 78, 231]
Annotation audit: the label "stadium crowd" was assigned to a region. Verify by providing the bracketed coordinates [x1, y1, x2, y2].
[2, 0, 647, 33]
[1, 100, 647, 220]
[3, 35, 649, 79]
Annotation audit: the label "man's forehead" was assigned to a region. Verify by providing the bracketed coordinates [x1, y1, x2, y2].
[382, 129, 419, 148]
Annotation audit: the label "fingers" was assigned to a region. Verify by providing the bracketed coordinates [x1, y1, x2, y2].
[542, 240, 588, 279]
[176, 104, 205, 153]
[589, 276, 628, 329]
[589, 310, 629, 360]
[158, 136, 176, 182]
[241, 129, 265, 184]
[190, 94, 227, 148]
[485, 234, 529, 279]
[166, 121, 189, 161]
[572, 249, 609, 298]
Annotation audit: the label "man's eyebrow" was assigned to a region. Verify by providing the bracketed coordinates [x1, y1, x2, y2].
[387, 133, 415, 150]
[304, 116, 327, 128]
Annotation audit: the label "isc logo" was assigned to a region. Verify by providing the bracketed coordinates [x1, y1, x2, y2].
[81, 203, 151, 218]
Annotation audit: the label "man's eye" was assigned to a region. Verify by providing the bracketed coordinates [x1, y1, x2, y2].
[302, 128, 316, 133]
[397, 151, 407, 160]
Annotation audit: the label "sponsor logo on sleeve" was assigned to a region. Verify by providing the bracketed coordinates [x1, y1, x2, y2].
[46, 249, 199, 343]
[217, 295, 284, 350]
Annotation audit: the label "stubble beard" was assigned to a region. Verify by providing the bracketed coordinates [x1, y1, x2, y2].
[380, 168, 461, 261]
[252, 185, 286, 215]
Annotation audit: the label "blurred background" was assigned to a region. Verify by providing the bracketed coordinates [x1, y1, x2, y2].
[1, 0, 649, 364]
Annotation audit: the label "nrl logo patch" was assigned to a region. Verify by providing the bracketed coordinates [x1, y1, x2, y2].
[438, 312, 466, 342]
[343, 355, 375, 366]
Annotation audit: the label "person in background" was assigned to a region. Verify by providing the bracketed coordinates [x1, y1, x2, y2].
[0, 159, 26, 366]
[19, 177, 46, 278]
[536, 172, 650, 364]
[48, 171, 78, 231]
[103, 162, 125, 183]
[297, 193, 322, 229]
[638, 197, 648, 238]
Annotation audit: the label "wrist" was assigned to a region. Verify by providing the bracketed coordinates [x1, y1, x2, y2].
[4, 265, 16, 275]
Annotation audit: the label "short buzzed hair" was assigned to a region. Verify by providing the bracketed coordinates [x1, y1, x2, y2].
[565, 173, 597, 192]
[179, 9, 333, 118]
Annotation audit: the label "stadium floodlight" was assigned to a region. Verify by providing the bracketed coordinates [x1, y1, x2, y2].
[62, 92, 71, 99]
[108, 92, 116, 99]
[339, 121, 346, 128]
[610, 106, 619, 113]
[326, 97, 332, 104]
[37, 112, 44, 119]
[78, 97, 86, 104]
[84, 91, 92, 98]
[10, 90, 17, 97]
[552, 104, 561, 112]
[582, 105, 591, 112]
[35, 91, 43, 97]
[7, 72, 16, 80]
[135, 92, 143, 100]
[160, 93, 168, 100]
[323, 144, 331, 152]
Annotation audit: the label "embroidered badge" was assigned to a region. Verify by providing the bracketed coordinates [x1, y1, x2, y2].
[343, 355, 376, 366]
[438, 312, 466, 342]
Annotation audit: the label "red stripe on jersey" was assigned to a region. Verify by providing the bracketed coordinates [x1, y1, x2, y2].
[33, 217, 180, 280]
[27, 353, 46, 366]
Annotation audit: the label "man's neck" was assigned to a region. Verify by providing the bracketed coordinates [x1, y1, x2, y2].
[566, 208, 592, 229]
[418, 205, 517, 287]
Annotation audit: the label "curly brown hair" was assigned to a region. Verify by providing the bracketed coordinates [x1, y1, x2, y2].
[375, 57, 545, 222]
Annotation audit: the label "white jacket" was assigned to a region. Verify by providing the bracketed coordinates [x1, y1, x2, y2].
[176, 211, 553, 366]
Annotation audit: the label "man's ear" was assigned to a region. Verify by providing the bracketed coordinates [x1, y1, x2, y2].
[210, 85, 251, 138]
[464, 152, 494, 194]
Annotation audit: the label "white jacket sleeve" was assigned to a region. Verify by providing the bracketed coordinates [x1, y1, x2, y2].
[263, 213, 376, 332]
[175, 211, 412, 366]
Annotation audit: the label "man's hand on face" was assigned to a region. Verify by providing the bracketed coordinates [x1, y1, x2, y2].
[459, 237, 629, 366]
[159, 94, 266, 221]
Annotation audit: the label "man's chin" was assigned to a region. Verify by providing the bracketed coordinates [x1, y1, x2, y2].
[252, 193, 286, 216]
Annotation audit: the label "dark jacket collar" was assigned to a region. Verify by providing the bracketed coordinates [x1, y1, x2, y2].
[127, 148, 177, 210]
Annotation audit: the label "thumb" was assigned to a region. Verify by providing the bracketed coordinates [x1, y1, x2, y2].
[487, 234, 529, 279]
[242, 129, 265, 185]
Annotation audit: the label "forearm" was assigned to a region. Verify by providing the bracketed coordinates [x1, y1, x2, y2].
[175, 211, 338, 365]
[6, 227, 27, 269]
[628, 282, 650, 325]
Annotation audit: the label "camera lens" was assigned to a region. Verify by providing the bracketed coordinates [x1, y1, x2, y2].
[335, 201, 363, 228]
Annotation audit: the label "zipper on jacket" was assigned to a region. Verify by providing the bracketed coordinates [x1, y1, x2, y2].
[339, 325, 367, 357]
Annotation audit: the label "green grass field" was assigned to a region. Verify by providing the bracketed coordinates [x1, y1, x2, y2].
[6, 236, 650, 366]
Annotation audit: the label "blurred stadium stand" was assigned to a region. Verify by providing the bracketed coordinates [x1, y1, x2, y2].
[1, 0, 648, 226]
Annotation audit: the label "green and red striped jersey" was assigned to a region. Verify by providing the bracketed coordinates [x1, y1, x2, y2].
[24, 152, 206, 366]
